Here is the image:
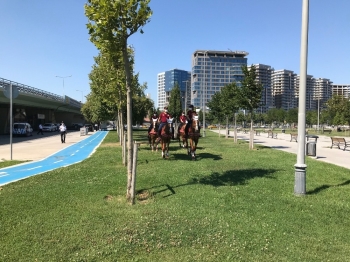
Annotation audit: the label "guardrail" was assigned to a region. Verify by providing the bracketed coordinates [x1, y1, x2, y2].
[0, 77, 81, 108]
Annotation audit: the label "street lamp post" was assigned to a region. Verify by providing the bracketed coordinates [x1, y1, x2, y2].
[182, 80, 189, 112]
[294, 0, 309, 196]
[317, 97, 320, 133]
[76, 90, 84, 103]
[202, 51, 208, 138]
[55, 75, 72, 97]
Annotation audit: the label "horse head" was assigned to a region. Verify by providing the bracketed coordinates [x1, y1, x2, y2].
[152, 118, 158, 132]
[192, 115, 199, 132]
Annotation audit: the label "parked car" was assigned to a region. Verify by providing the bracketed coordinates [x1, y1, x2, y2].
[84, 124, 94, 132]
[54, 123, 61, 131]
[208, 125, 217, 129]
[42, 123, 57, 132]
[67, 123, 84, 130]
[13, 123, 33, 137]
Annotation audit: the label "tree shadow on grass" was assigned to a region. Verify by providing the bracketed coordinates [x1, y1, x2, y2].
[308, 179, 350, 195]
[139, 168, 278, 199]
[171, 152, 222, 161]
[189, 168, 277, 187]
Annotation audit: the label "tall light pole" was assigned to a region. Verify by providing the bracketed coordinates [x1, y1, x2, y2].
[55, 75, 72, 97]
[317, 97, 320, 133]
[202, 50, 208, 137]
[76, 90, 84, 103]
[182, 80, 190, 112]
[294, 0, 309, 196]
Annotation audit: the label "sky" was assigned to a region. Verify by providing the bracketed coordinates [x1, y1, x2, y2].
[1, 0, 349, 106]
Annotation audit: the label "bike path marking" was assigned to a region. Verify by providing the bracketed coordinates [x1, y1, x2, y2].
[0, 131, 108, 186]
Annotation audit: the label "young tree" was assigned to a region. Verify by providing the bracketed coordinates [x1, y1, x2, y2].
[168, 83, 183, 120]
[85, 0, 152, 203]
[220, 82, 241, 140]
[240, 65, 263, 149]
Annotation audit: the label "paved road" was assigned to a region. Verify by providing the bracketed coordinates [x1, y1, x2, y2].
[212, 129, 350, 170]
[0, 131, 107, 186]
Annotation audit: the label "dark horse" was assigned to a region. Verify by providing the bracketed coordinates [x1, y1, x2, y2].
[187, 114, 200, 160]
[177, 123, 188, 149]
[159, 117, 173, 158]
[148, 118, 159, 152]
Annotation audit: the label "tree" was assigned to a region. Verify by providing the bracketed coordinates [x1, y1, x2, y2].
[85, 0, 152, 204]
[168, 83, 182, 120]
[240, 65, 263, 149]
[220, 83, 241, 140]
[207, 91, 225, 125]
[286, 108, 298, 126]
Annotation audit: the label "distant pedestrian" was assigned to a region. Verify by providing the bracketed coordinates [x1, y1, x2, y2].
[59, 122, 67, 143]
[37, 124, 43, 135]
[94, 123, 98, 131]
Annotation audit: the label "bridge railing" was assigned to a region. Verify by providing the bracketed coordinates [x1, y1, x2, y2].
[0, 77, 81, 108]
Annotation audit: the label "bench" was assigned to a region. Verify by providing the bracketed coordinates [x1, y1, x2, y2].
[267, 130, 277, 139]
[323, 129, 332, 134]
[290, 133, 298, 142]
[331, 137, 350, 151]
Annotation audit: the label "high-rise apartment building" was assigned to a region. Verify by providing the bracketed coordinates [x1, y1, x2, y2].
[157, 69, 191, 110]
[332, 84, 350, 99]
[315, 78, 332, 109]
[271, 70, 297, 110]
[191, 50, 248, 109]
[251, 64, 273, 113]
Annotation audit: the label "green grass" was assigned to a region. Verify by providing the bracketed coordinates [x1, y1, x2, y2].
[0, 160, 27, 169]
[1, 130, 350, 261]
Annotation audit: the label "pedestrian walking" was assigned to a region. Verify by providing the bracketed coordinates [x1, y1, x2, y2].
[37, 124, 44, 135]
[59, 122, 67, 143]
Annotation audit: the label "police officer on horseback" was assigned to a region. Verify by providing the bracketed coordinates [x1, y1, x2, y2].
[156, 106, 170, 142]
[185, 105, 201, 138]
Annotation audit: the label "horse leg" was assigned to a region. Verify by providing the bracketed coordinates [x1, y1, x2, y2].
[166, 140, 170, 158]
[161, 140, 165, 158]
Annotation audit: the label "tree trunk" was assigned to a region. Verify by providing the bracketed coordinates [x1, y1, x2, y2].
[250, 116, 254, 150]
[225, 116, 229, 139]
[234, 112, 237, 143]
[122, 46, 134, 203]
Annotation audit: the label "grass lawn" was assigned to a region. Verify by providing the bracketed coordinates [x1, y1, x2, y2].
[1, 130, 350, 261]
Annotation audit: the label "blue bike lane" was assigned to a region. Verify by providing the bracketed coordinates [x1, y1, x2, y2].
[0, 131, 108, 186]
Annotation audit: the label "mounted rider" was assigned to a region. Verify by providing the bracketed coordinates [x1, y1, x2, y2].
[148, 112, 158, 136]
[178, 111, 187, 134]
[156, 106, 170, 142]
[185, 105, 201, 137]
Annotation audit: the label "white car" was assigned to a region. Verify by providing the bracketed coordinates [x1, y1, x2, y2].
[42, 123, 57, 132]
[13, 123, 33, 136]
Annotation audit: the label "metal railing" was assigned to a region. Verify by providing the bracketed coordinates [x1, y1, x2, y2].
[0, 77, 81, 108]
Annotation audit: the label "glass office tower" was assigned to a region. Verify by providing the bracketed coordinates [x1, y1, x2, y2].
[191, 50, 248, 109]
[157, 69, 191, 110]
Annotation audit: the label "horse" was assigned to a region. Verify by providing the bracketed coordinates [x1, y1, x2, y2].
[159, 117, 173, 158]
[187, 114, 200, 160]
[177, 123, 188, 149]
[148, 118, 159, 152]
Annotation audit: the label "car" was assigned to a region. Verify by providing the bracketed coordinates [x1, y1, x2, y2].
[67, 123, 84, 130]
[84, 124, 94, 132]
[13, 123, 33, 137]
[42, 123, 57, 132]
[208, 125, 217, 129]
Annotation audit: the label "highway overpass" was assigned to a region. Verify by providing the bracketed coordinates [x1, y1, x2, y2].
[0, 77, 85, 135]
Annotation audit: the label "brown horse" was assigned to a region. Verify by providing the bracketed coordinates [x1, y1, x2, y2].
[177, 123, 188, 149]
[148, 119, 159, 152]
[187, 114, 200, 160]
[159, 118, 173, 158]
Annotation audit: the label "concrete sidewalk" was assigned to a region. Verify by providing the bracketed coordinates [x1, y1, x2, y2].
[0, 131, 95, 161]
[212, 129, 350, 170]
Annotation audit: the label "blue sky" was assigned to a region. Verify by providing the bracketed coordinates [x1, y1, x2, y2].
[1, 0, 349, 105]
